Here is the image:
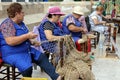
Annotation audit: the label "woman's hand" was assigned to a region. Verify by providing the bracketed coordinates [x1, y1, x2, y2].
[80, 27, 87, 33]
[83, 28, 88, 33]
[30, 39, 40, 47]
[33, 41, 41, 47]
[101, 21, 106, 25]
[27, 32, 38, 39]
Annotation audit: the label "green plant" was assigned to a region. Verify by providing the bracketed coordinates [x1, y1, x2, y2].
[106, 0, 120, 15]
[116, 0, 120, 14]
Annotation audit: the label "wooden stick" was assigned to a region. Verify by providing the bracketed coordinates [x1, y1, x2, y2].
[59, 38, 64, 67]
[112, 27, 117, 52]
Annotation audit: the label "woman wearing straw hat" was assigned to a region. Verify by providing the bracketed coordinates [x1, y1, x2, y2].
[62, 6, 88, 51]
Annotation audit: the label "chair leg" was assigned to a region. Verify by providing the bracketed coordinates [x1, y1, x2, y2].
[94, 38, 96, 49]
[12, 67, 15, 80]
[97, 32, 100, 44]
[7, 67, 10, 80]
[33, 63, 37, 70]
[81, 43, 83, 52]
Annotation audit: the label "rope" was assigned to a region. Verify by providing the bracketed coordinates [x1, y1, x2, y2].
[56, 35, 95, 80]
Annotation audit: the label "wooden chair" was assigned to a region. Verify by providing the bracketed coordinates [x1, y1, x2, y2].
[0, 63, 21, 80]
[76, 34, 97, 53]
[91, 31, 99, 49]
[85, 16, 99, 49]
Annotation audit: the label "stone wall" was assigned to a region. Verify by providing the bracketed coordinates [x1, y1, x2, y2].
[0, 1, 95, 31]
[0, 2, 44, 18]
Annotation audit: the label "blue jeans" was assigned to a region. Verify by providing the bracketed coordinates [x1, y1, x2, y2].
[21, 53, 59, 80]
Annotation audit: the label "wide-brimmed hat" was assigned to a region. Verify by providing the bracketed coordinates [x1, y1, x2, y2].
[72, 6, 84, 15]
[48, 6, 65, 15]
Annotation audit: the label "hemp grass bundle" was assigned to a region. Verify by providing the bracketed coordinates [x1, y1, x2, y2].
[56, 35, 95, 80]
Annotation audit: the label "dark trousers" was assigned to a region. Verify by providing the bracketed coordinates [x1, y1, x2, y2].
[21, 53, 59, 80]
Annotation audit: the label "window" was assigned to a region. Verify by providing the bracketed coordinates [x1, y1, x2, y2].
[29, 0, 43, 2]
[1, 0, 12, 2]
[17, 0, 25, 2]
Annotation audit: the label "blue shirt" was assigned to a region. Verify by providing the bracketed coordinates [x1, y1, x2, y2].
[39, 19, 65, 53]
[0, 18, 41, 60]
[62, 14, 82, 42]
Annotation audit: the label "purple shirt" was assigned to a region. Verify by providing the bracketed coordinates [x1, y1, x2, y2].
[79, 16, 88, 32]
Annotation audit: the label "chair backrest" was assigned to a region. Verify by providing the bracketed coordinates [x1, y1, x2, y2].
[32, 26, 44, 53]
[85, 16, 91, 32]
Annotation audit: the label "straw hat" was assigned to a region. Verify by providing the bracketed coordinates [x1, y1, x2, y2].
[72, 6, 84, 15]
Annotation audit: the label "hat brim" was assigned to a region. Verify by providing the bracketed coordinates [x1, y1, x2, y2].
[73, 11, 84, 15]
[50, 12, 65, 16]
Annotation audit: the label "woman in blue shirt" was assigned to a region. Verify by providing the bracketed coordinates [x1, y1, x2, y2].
[62, 6, 87, 51]
[39, 6, 65, 67]
[0, 3, 62, 80]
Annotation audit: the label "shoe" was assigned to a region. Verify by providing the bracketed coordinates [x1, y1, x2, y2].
[57, 76, 62, 80]
[78, 39, 85, 44]
[87, 34, 97, 39]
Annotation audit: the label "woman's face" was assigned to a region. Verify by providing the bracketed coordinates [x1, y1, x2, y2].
[53, 14, 61, 22]
[76, 14, 82, 19]
[16, 10, 24, 22]
[97, 10, 103, 15]
[73, 13, 82, 19]
[101, 0, 106, 4]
